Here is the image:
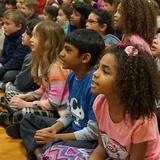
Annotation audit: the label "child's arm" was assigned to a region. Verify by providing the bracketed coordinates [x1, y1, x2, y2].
[89, 133, 106, 160]
[34, 86, 45, 98]
[34, 121, 65, 144]
[12, 90, 40, 102]
[129, 142, 147, 160]
[35, 121, 97, 144]
[35, 63, 69, 111]
[34, 111, 74, 144]
[73, 120, 98, 140]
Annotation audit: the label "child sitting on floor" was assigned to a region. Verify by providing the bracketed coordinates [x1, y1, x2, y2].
[90, 44, 160, 159]
[19, 29, 105, 160]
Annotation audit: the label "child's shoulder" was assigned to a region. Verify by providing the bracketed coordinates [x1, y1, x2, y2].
[48, 61, 70, 80]
[68, 68, 95, 81]
[129, 34, 151, 53]
[6, 29, 24, 42]
[94, 94, 106, 104]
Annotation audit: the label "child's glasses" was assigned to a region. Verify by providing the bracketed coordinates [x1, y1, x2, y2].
[86, 19, 99, 24]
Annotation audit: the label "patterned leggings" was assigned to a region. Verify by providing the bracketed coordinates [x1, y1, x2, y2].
[10, 107, 59, 124]
[4, 84, 59, 124]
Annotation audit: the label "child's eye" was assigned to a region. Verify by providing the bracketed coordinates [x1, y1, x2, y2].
[65, 47, 72, 53]
[102, 69, 109, 75]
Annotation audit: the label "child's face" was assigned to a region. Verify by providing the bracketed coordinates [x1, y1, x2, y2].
[103, 2, 112, 12]
[86, 13, 102, 35]
[113, 3, 123, 30]
[59, 42, 82, 70]
[41, 10, 51, 21]
[16, 0, 24, 9]
[22, 31, 31, 47]
[151, 33, 160, 58]
[3, 18, 21, 36]
[20, 4, 33, 17]
[91, 53, 117, 96]
[70, 9, 81, 27]
[63, 0, 72, 5]
[57, 9, 68, 26]
[30, 28, 40, 53]
[5, 4, 15, 10]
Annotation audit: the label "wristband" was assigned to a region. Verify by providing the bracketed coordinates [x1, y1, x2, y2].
[31, 91, 40, 100]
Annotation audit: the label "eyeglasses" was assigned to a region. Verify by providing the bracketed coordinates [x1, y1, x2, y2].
[86, 19, 99, 24]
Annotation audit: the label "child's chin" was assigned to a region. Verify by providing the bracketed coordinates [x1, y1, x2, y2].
[62, 64, 69, 69]
[4, 32, 9, 36]
[91, 87, 98, 93]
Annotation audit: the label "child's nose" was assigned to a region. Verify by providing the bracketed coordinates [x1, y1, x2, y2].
[59, 50, 65, 57]
[152, 37, 158, 44]
[93, 70, 99, 78]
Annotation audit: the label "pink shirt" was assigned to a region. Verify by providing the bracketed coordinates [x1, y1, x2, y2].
[93, 94, 160, 160]
[35, 60, 69, 110]
[122, 34, 152, 54]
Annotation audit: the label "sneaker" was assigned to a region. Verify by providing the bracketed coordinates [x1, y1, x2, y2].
[0, 82, 6, 91]
[5, 124, 20, 138]
[0, 96, 6, 107]
[0, 112, 10, 126]
[5, 82, 12, 91]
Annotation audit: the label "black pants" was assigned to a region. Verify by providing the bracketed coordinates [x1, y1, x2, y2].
[0, 70, 20, 82]
[20, 114, 97, 156]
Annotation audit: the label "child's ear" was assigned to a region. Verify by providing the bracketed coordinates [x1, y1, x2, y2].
[100, 24, 107, 33]
[30, 8, 34, 13]
[16, 24, 22, 30]
[81, 53, 91, 64]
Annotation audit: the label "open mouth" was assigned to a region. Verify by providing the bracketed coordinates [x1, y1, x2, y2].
[91, 80, 99, 88]
[151, 45, 157, 51]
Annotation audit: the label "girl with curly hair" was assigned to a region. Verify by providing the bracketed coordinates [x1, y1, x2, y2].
[113, 0, 157, 53]
[89, 44, 160, 159]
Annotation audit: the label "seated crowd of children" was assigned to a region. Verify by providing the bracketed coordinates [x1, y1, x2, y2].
[0, 0, 160, 160]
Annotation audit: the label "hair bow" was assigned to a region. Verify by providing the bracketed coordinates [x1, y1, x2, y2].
[117, 42, 138, 56]
[124, 46, 138, 56]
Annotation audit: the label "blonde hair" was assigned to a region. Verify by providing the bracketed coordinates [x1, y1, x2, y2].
[22, 0, 38, 9]
[3, 9, 26, 28]
[31, 20, 65, 80]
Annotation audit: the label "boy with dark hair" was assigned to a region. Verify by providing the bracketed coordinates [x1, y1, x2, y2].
[14, 29, 105, 160]
[103, 0, 114, 13]
[4, 0, 16, 10]
[86, 8, 120, 46]
[0, 9, 30, 88]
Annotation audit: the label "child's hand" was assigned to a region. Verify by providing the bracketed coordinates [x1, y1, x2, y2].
[39, 100, 52, 111]
[12, 93, 34, 101]
[11, 97, 32, 109]
[34, 127, 57, 144]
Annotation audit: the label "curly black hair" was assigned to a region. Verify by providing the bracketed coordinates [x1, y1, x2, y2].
[120, 0, 156, 45]
[104, 45, 160, 120]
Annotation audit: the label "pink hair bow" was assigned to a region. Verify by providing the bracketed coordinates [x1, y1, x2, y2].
[117, 42, 138, 56]
[124, 46, 138, 56]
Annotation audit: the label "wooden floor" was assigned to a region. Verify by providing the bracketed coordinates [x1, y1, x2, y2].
[0, 92, 27, 160]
